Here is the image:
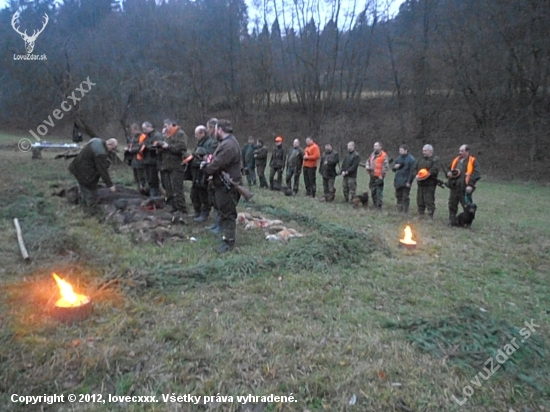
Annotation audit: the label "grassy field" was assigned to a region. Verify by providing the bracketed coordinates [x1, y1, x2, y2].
[0, 131, 549, 412]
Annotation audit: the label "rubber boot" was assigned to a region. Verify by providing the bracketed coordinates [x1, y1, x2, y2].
[194, 211, 209, 223]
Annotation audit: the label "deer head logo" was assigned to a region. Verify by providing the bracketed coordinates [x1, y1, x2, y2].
[11, 11, 49, 54]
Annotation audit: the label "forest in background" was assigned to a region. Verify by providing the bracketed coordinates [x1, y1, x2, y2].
[1, 0, 549, 177]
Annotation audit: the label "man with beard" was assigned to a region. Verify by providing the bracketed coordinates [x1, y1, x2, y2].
[204, 120, 242, 253]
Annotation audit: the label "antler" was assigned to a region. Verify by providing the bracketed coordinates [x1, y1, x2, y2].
[11, 11, 27, 37]
[27, 13, 49, 41]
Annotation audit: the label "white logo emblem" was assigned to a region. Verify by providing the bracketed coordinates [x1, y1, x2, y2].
[11, 11, 49, 54]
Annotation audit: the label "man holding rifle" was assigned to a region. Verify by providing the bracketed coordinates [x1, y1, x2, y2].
[203, 119, 242, 253]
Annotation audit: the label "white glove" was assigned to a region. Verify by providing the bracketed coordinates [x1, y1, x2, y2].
[200, 161, 207, 169]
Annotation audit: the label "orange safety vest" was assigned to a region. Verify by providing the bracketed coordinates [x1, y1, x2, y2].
[368, 151, 387, 178]
[451, 155, 476, 185]
[136, 133, 147, 161]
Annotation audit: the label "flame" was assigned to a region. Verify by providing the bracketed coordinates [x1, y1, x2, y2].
[53, 273, 89, 308]
[399, 225, 417, 246]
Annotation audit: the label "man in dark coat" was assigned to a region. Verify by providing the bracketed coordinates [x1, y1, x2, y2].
[285, 138, 304, 195]
[68, 137, 118, 215]
[157, 119, 188, 213]
[254, 139, 268, 188]
[269, 136, 286, 190]
[186, 125, 218, 222]
[393, 144, 416, 214]
[319, 143, 339, 202]
[204, 119, 242, 253]
[140, 121, 163, 198]
[124, 123, 147, 194]
[241, 136, 257, 187]
[413, 144, 441, 219]
[340, 141, 361, 203]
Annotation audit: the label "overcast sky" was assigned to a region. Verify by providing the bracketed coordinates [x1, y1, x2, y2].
[2, 0, 405, 31]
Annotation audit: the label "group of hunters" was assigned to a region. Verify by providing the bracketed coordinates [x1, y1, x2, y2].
[68, 118, 480, 253]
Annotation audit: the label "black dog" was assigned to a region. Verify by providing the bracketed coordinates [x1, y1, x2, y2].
[352, 192, 369, 208]
[451, 203, 477, 227]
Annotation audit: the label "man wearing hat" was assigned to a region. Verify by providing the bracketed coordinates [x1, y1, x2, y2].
[203, 119, 242, 253]
[413, 144, 441, 219]
[393, 144, 415, 214]
[446, 144, 481, 225]
[269, 136, 286, 191]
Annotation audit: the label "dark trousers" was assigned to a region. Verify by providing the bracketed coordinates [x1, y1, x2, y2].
[245, 167, 257, 186]
[417, 184, 436, 216]
[213, 186, 240, 242]
[343, 177, 356, 202]
[191, 186, 210, 214]
[322, 177, 336, 200]
[144, 164, 160, 196]
[395, 186, 411, 213]
[161, 168, 187, 212]
[285, 167, 301, 193]
[303, 167, 317, 196]
[269, 167, 283, 190]
[448, 187, 468, 219]
[257, 164, 268, 188]
[79, 184, 99, 215]
[369, 176, 384, 209]
[132, 167, 147, 191]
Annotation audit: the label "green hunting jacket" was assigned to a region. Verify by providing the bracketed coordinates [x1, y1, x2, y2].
[414, 155, 441, 187]
[341, 150, 361, 178]
[68, 138, 113, 188]
[158, 128, 188, 171]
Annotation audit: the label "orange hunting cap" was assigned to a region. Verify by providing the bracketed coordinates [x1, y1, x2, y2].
[275, 136, 283, 143]
[416, 168, 430, 181]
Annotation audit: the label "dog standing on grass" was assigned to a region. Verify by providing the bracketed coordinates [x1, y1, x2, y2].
[450, 203, 477, 228]
[352, 192, 369, 208]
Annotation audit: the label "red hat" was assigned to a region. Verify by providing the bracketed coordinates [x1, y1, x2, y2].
[275, 136, 283, 143]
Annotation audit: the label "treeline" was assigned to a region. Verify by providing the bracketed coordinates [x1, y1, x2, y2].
[1, 0, 549, 157]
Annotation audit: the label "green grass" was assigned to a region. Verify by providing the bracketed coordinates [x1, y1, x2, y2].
[0, 134, 549, 411]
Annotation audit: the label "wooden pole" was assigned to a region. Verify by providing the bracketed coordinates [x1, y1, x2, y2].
[13, 218, 30, 261]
